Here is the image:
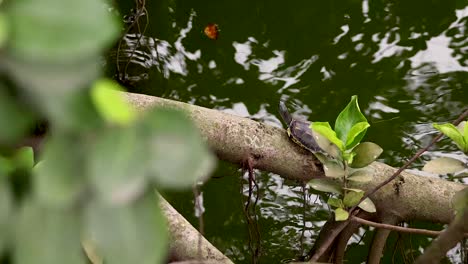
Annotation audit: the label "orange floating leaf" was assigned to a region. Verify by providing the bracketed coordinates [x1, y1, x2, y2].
[204, 23, 219, 40]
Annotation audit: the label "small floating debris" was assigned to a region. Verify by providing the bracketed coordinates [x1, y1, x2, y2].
[204, 23, 219, 40]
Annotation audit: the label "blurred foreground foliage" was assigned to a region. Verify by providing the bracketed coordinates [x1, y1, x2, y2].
[0, 0, 215, 263]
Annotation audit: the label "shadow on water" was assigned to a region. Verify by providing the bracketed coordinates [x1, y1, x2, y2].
[110, 0, 467, 263]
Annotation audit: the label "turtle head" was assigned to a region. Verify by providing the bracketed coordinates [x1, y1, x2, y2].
[278, 101, 293, 125]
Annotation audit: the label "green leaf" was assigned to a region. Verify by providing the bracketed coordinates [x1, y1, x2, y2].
[461, 121, 468, 148]
[346, 122, 370, 149]
[91, 79, 136, 125]
[422, 157, 466, 175]
[85, 193, 168, 264]
[358, 197, 377, 213]
[34, 137, 85, 208]
[347, 168, 374, 182]
[311, 122, 344, 151]
[343, 187, 365, 192]
[0, 156, 14, 175]
[5, 0, 120, 127]
[334, 208, 349, 221]
[139, 108, 216, 189]
[15, 200, 85, 264]
[308, 178, 343, 195]
[0, 179, 12, 255]
[8, 0, 120, 62]
[433, 123, 468, 153]
[88, 127, 149, 205]
[335, 95, 368, 147]
[311, 130, 341, 158]
[343, 190, 364, 207]
[327, 197, 343, 208]
[458, 121, 467, 134]
[13, 146, 34, 171]
[0, 87, 33, 143]
[321, 159, 345, 178]
[349, 142, 383, 168]
[0, 12, 7, 48]
[312, 153, 329, 164]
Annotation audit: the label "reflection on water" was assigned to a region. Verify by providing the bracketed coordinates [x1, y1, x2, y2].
[111, 0, 467, 263]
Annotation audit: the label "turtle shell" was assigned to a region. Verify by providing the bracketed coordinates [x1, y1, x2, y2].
[287, 119, 323, 153]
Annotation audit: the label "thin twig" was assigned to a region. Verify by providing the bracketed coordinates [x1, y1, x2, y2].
[310, 108, 468, 262]
[351, 216, 468, 237]
[350, 108, 468, 214]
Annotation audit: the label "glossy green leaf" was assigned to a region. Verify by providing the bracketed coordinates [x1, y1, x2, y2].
[358, 197, 377, 213]
[452, 188, 468, 216]
[0, 179, 12, 255]
[91, 79, 136, 125]
[88, 127, 148, 205]
[139, 108, 216, 189]
[327, 197, 343, 208]
[349, 142, 383, 168]
[312, 153, 329, 164]
[433, 123, 468, 153]
[311, 122, 344, 151]
[308, 178, 342, 195]
[458, 121, 467, 134]
[8, 0, 120, 62]
[0, 12, 7, 48]
[463, 121, 468, 141]
[34, 137, 85, 208]
[311, 129, 341, 158]
[15, 200, 85, 264]
[422, 157, 466, 175]
[334, 208, 349, 221]
[347, 168, 374, 182]
[335, 95, 368, 147]
[346, 122, 370, 149]
[14, 146, 34, 171]
[343, 190, 364, 207]
[85, 193, 168, 264]
[322, 159, 345, 178]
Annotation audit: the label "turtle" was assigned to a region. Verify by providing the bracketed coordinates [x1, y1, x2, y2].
[278, 101, 324, 153]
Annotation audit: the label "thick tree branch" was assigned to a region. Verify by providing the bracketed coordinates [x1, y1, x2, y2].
[159, 195, 234, 264]
[334, 217, 363, 263]
[125, 92, 464, 225]
[125, 92, 324, 181]
[367, 216, 398, 264]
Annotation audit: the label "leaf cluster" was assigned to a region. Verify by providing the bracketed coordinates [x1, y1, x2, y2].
[0, 0, 215, 263]
[422, 121, 468, 178]
[308, 96, 383, 221]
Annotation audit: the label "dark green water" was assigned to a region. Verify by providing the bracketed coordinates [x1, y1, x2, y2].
[110, 0, 468, 263]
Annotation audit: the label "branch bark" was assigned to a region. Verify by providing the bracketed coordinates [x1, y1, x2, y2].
[367, 215, 398, 264]
[159, 194, 234, 264]
[415, 208, 468, 264]
[125, 92, 465, 225]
